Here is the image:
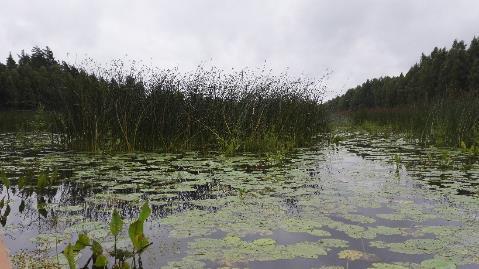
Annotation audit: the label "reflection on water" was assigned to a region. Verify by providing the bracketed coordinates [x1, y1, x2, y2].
[0, 132, 478, 268]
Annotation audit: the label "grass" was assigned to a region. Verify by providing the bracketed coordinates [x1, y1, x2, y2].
[50, 65, 329, 153]
[0, 110, 52, 132]
[335, 95, 479, 149]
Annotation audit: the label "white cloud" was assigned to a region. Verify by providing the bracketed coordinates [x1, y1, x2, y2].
[1, 0, 478, 100]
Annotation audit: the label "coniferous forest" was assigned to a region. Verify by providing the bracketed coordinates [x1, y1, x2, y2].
[328, 38, 479, 147]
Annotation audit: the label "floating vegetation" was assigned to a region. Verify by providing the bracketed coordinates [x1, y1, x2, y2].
[0, 132, 479, 268]
[337, 250, 377, 262]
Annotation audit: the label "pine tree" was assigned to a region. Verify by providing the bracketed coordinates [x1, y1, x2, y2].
[6, 53, 16, 69]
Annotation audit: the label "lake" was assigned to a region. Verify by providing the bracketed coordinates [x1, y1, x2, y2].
[1, 132, 478, 268]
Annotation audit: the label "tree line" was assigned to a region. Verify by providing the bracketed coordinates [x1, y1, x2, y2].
[328, 38, 479, 147]
[329, 38, 479, 110]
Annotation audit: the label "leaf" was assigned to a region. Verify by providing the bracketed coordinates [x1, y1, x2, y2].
[420, 258, 456, 269]
[94, 254, 108, 268]
[92, 240, 103, 256]
[0, 197, 4, 209]
[18, 176, 26, 189]
[135, 233, 150, 253]
[338, 249, 376, 261]
[63, 243, 77, 269]
[113, 262, 131, 269]
[37, 173, 48, 189]
[128, 220, 142, 250]
[0, 171, 9, 189]
[74, 233, 90, 251]
[128, 219, 149, 251]
[110, 209, 123, 237]
[138, 201, 151, 222]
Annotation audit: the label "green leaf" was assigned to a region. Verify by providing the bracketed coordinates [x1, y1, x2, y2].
[110, 209, 123, 237]
[74, 233, 90, 251]
[0, 197, 4, 209]
[63, 244, 77, 269]
[138, 201, 151, 222]
[18, 176, 26, 189]
[37, 173, 48, 189]
[0, 171, 9, 189]
[92, 240, 103, 256]
[94, 254, 108, 268]
[113, 262, 131, 269]
[128, 219, 146, 251]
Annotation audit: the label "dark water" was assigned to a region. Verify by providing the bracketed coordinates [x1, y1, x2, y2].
[0, 132, 478, 269]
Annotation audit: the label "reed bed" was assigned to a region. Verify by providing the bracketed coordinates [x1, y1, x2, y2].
[52, 63, 328, 153]
[345, 94, 479, 148]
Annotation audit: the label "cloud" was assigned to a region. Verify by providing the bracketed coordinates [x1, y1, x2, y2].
[1, 0, 478, 100]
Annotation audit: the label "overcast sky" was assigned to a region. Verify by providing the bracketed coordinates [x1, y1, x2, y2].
[1, 0, 478, 100]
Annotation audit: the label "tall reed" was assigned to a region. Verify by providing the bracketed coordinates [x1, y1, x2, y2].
[346, 94, 479, 148]
[53, 63, 328, 153]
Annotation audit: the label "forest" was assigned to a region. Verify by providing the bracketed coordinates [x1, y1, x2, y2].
[328, 38, 479, 148]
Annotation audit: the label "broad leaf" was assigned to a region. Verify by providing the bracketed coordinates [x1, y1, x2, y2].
[94, 254, 108, 268]
[138, 201, 151, 222]
[128, 220, 144, 250]
[63, 244, 76, 269]
[92, 240, 103, 256]
[0, 171, 9, 188]
[74, 233, 90, 251]
[110, 209, 123, 237]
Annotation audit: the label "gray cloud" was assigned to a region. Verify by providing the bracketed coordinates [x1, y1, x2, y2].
[1, 0, 478, 99]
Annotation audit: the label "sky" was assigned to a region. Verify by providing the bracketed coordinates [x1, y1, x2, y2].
[1, 0, 478, 100]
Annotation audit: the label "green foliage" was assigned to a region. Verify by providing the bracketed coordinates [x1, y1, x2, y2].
[110, 209, 123, 237]
[128, 202, 151, 253]
[73, 233, 90, 251]
[138, 201, 151, 222]
[328, 37, 479, 148]
[95, 255, 108, 268]
[0, 170, 9, 189]
[92, 240, 103, 256]
[37, 173, 49, 189]
[63, 244, 77, 269]
[58, 202, 151, 268]
[0, 47, 328, 153]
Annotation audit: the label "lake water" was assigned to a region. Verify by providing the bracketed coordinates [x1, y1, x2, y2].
[1, 132, 478, 268]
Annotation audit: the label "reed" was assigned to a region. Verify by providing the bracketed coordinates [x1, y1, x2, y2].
[345, 94, 479, 148]
[52, 64, 328, 153]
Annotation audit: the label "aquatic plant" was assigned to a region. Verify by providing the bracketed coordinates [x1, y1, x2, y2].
[0, 47, 329, 153]
[2, 132, 479, 268]
[63, 201, 152, 269]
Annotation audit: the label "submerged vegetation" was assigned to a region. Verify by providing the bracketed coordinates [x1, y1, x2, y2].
[0, 47, 327, 153]
[329, 38, 479, 148]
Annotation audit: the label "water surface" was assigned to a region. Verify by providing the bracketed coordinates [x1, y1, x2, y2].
[1, 132, 478, 268]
